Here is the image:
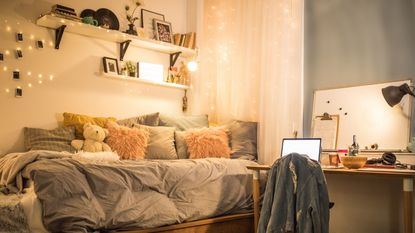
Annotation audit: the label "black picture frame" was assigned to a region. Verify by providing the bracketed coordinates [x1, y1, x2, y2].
[153, 19, 173, 43]
[16, 33, 23, 42]
[102, 57, 119, 75]
[141, 9, 165, 39]
[15, 87, 23, 98]
[13, 71, 20, 80]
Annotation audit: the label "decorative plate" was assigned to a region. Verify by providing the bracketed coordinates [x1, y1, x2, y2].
[95, 8, 119, 30]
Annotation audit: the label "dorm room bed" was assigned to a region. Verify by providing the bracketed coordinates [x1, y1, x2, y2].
[0, 150, 257, 233]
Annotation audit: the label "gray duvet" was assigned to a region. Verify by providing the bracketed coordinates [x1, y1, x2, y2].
[0, 151, 257, 232]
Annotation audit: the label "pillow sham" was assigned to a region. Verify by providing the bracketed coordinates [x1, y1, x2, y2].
[228, 120, 258, 160]
[117, 112, 160, 128]
[134, 124, 177, 160]
[159, 114, 209, 131]
[185, 127, 231, 159]
[63, 112, 116, 139]
[24, 126, 76, 153]
[105, 121, 148, 160]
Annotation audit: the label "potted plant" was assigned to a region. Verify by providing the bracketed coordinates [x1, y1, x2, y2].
[125, 61, 137, 77]
[125, 1, 142, 35]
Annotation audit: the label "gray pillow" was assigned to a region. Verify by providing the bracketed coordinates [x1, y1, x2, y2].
[175, 131, 188, 159]
[159, 114, 209, 131]
[134, 124, 178, 160]
[228, 120, 258, 160]
[117, 112, 160, 128]
[24, 126, 76, 153]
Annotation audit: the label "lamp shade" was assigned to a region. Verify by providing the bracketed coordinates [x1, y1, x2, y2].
[382, 83, 415, 107]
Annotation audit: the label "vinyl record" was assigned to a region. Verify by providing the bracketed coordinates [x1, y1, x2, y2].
[80, 9, 96, 18]
[95, 8, 119, 30]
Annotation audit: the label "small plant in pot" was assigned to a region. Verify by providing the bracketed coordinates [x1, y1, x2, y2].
[125, 1, 142, 35]
[124, 61, 137, 77]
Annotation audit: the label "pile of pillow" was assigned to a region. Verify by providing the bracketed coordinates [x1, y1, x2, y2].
[24, 112, 258, 160]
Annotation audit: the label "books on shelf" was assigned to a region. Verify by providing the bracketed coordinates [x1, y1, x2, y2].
[173, 32, 196, 49]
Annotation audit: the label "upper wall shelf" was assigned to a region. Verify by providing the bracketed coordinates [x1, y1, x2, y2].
[36, 14, 196, 61]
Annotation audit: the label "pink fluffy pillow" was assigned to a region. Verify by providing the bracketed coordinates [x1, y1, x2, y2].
[185, 127, 231, 159]
[106, 121, 148, 160]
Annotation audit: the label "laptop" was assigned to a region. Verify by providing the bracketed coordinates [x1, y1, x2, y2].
[281, 138, 322, 162]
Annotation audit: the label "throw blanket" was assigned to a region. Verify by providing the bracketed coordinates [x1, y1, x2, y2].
[258, 153, 329, 233]
[0, 151, 257, 232]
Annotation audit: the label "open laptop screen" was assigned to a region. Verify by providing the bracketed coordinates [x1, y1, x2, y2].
[281, 138, 322, 162]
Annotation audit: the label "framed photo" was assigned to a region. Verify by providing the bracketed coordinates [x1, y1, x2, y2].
[153, 19, 173, 43]
[15, 87, 23, 98]
[16, 33, 23, 42]
[36, 40, 44, 49]
[102, 57, 119, 75]
[16, 49, 23, 59]
[141, 9, 165, 39]
[13, 71, 20, 80]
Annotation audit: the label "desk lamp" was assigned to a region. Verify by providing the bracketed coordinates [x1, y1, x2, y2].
[381, 83, 415, 107]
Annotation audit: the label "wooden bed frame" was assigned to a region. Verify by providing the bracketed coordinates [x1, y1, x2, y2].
[116, 212, 254, 233]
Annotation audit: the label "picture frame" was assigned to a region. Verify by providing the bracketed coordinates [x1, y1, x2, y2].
[141, 9, 165, 39]
[153, 19, 173, 43]
[102, 57, 119, 75]
[0, 53, 3, 61]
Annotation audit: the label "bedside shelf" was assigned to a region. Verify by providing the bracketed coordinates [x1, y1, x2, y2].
[102, 73, 189, 90]
[36, 14, 196, 60]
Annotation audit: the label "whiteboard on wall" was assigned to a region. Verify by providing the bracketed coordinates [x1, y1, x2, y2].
[312, 80, 412, 150]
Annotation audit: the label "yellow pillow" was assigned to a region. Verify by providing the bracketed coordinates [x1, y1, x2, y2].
[63, 112, 116, 139]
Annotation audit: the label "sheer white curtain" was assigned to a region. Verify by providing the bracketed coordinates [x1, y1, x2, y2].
[197, 0, 304, 165]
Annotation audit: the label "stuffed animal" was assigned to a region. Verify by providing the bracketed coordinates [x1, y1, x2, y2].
[71, 123, 112, 152]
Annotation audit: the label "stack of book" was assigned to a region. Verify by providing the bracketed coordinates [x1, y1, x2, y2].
[50, 4, 81, 22]
[173, 32, 196, 49]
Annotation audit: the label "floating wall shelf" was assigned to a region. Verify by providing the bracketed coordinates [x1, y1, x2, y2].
[36, 14, 196, 62]
[102, 73, 189, 90]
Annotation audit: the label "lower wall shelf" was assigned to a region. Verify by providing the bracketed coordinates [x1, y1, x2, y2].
[102, 73, 189, 90]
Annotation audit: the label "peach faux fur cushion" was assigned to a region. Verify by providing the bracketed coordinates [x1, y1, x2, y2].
[185, 127, 231, 159]
[106, 121, 149, 160]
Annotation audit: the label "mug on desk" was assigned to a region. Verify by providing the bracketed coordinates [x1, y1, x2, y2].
[82, 16, 98, 26]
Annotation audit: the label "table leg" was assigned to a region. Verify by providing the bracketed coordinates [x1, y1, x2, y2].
[253, 170, 260, 233]
[403, 177, 413, 233]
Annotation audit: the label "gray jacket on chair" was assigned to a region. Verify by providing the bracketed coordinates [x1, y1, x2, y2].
[258, 153, 329, 233]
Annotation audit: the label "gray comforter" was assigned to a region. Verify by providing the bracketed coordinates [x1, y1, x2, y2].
[0, 151, 256, 232]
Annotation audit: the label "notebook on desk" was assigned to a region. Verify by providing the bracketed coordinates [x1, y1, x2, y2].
[281, 138, 322, 162]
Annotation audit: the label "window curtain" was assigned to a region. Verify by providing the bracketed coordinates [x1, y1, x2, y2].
[197, 0, 304, 165]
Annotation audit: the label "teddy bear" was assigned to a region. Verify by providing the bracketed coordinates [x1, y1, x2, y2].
[71, 123, 112, 152]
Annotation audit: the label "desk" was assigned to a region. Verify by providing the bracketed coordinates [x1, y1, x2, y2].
[247, 165, 415, 233]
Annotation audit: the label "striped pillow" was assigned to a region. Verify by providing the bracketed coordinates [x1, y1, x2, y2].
[24, 126, 76, 153]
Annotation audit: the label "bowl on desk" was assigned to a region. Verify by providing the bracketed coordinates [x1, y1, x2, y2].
[341, 156, 367, 169]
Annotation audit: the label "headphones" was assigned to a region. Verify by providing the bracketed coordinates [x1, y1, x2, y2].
[366, 152, 397, 165]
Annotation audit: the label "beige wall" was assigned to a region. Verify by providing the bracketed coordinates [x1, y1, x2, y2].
[0, 0, 195, 154]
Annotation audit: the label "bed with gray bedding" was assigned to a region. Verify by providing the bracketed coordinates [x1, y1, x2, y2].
[0, 150, 257, 232]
